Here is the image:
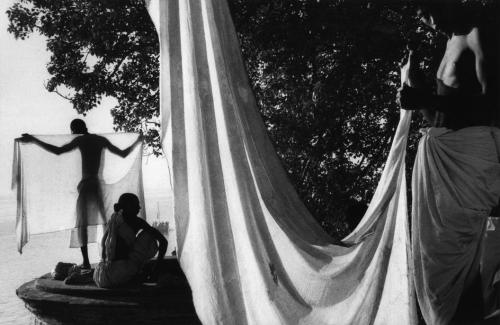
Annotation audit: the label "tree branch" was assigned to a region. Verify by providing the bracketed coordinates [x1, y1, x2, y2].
[106, 55, 129, 81]
[44, 82, 73, 101]
[83, 48, 90, 64]
[144, 120, 161, 127]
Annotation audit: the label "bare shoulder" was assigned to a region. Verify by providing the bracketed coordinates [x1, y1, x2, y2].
[87, 133, 109, 145]
[70, 135, 83, 146]
[76, 134, 109, 151]
[466, 27, 483, 50]
[133, 217, 151, 232]
[139, 217, 151, 229]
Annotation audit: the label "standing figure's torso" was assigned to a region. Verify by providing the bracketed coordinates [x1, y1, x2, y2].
[437, 33, 481, 92]
[431, 28, 493, 129]
[77, 134, 107, 179]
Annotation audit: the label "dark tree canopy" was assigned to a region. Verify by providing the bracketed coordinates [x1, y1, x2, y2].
[8, 0, 160, 148]
[7, 0, 498, 238]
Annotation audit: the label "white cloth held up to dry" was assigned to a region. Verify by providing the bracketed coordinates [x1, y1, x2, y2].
[12, 133, 145, 253]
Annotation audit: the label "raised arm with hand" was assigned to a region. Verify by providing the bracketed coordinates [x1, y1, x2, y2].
[104, 135, 143, 158]
[20, 133, 79, 155]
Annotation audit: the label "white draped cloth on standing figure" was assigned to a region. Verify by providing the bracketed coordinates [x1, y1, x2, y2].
[145, 0, 416, 324]
[12, 133, 145, 253]
[412, 126, 500, 325]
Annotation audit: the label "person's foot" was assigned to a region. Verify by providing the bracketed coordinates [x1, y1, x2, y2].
[64, 268, 94, 285]
[80, 263, 91, 270]
[80, 246, 90, 270]
[52, 262, 77, 280]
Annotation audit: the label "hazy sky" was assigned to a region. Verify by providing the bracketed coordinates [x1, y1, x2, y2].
[0, 0, 170, 197]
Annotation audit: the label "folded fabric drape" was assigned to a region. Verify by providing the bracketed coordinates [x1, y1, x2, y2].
[12, 133, 145, 253]
[412, 126, 500, 325]
[145, 1, 416, 324]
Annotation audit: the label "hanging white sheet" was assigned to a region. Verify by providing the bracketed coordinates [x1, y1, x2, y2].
[12, 133, 145, 253]
[145, 0, 416, 324]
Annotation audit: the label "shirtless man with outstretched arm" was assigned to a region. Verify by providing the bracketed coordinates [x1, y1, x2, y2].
[21, 119, 142, 269]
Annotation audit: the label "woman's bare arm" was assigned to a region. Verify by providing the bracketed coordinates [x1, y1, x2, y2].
[150, 227, 168, 260]
[101, 229, 109, 261]
[135, 218, 168, 260]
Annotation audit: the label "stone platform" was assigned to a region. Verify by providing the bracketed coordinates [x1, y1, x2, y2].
[16, 257, 200, 325]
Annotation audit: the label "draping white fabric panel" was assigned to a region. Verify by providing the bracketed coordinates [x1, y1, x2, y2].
[12, 133, 145, 253]
[146, 1, 416, 324]
[412, 127, 500, 325]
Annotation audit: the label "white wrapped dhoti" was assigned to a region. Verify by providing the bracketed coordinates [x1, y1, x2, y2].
[71, 177, 106, 247]
[412, 126, 500, 325]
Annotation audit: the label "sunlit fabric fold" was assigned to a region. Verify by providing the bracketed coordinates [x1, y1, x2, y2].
[145, 0, 416, 323]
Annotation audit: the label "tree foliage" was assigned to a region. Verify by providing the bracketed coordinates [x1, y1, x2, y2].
[231, 1, 421, 236]
[7, 0, 497, 238]
[8, 0, 161, 149]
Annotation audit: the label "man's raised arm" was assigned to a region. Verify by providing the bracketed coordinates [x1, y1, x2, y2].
[20, 133, 79, 155]
[103, 135, 142, 158]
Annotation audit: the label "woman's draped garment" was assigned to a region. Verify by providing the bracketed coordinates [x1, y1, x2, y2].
[12, 133, 145, 253]
[412, 126, 500, 325]
[94, 212, 159, 288]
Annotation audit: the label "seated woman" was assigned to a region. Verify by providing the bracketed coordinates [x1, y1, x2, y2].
[94, 193, 168, 288]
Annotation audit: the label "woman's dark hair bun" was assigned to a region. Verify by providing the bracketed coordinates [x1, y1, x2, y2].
[114, 203, 121, 212]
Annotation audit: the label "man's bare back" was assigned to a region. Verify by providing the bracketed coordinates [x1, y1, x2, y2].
[398, 25, 493, 129]
[429, 27, 487, 127]
[66, 134, 139, 179]
[437, 27, 485, 92]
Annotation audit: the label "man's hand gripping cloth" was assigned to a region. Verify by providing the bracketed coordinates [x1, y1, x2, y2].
[412, 126, 500, 325]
